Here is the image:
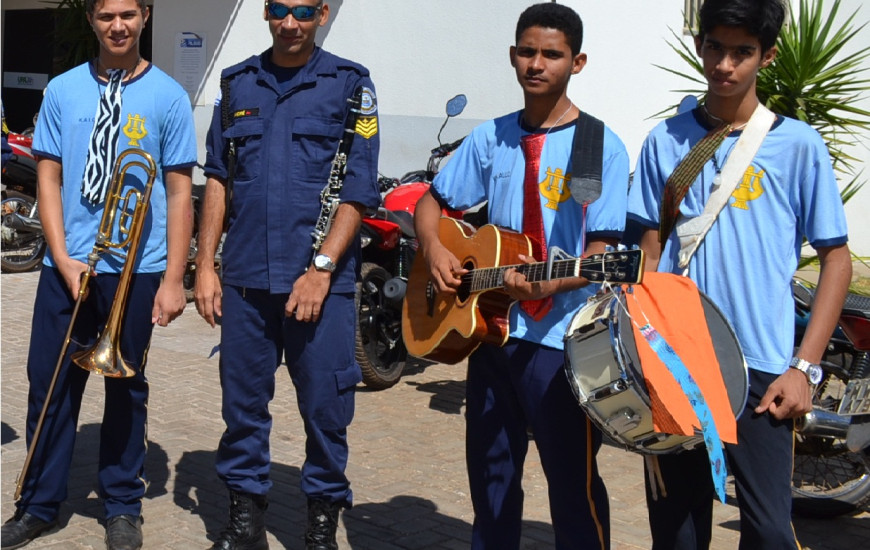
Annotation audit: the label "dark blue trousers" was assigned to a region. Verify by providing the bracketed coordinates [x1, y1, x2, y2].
[216, 285, 361, 506]
[18, 267, 159, 522]
[466, 339, 609, 550]
[645, 369, 800, 550]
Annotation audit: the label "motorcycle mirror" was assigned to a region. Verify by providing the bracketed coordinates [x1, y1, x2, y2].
[677, 94, 699, 115]
[437, 94, 468, 147]
[445, 94, 467, 118]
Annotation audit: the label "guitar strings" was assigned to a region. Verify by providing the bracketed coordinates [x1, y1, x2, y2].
[457, 258, 620, 283]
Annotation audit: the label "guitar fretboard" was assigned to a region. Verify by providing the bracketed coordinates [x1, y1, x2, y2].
[464, 256, 619, 292]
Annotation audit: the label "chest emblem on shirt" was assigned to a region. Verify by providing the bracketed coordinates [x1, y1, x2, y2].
[730, 166, 765, 210]
[539, 166, 572, 210]
[123, 114, 148, 147]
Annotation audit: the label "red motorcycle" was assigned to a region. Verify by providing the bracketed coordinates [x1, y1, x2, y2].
[356, 95, 471, 390]
[2, 127, 45, 273]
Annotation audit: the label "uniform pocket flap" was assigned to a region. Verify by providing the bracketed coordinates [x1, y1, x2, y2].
[225, 117, 264, 138]
[293, 117, 343, 138]
[335, 362, 363, 391]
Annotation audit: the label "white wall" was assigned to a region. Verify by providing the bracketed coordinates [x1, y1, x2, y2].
[2, 0, 868, 254]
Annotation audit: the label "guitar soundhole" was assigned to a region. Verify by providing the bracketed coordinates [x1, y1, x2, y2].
[457, 261, 474, 303]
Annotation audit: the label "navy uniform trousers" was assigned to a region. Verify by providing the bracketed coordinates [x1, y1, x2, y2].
[645, 369, 800, 550]
[216, 285, 361, 506]
[467, 338, 610, 550]
[18, 267, 159, 522]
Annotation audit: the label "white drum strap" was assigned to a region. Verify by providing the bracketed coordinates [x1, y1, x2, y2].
[675, 104, 776, 271]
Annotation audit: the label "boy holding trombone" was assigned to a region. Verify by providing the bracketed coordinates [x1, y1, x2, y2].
[1, 1, 197, 549]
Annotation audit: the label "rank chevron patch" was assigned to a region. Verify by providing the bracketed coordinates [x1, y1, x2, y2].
[355, 116, 378, 139]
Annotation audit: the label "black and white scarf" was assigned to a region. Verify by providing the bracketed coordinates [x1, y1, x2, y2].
[81, 69, 125, 205]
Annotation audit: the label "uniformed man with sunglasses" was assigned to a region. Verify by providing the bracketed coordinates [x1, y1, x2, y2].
[195, 2, 381, 549]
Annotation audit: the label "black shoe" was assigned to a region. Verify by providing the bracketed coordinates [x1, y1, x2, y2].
[1, 512, 58, 550]
[210, 490, 268, 550]
[305, 499, 340, 550]
[105, 515, 143, 550]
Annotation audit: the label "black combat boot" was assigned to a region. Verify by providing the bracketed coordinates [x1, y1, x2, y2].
[305, 499, 340, 550]
[210, 490, 268, 550]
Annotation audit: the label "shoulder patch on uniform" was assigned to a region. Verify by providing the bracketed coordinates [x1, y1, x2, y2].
[359, 87, 377, 116]
[355, 116, 378, 139]
[233, 108, 260, 119]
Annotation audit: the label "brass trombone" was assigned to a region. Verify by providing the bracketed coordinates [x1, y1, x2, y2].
[14, 148, 157, 501]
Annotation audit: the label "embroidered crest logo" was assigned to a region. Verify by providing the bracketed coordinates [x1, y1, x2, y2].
[123, 114, 148, 147]
[539, 167, 572, 210]
[730, 166, 765, 210]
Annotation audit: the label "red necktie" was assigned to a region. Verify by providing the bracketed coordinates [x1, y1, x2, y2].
[519, 133, 553, 321]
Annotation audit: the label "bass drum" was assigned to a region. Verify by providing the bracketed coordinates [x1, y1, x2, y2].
[564, 288, 748, 454]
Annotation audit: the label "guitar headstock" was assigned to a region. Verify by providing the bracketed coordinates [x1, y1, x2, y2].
[581, 248, 645, 284]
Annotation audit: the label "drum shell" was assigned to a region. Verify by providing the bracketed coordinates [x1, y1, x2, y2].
[564, 290, 748, 454]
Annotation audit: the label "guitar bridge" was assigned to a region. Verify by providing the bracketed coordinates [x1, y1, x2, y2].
[426, 280, 435, 317]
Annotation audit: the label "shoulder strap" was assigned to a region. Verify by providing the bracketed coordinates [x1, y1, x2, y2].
[675, 104, 776, 269]
[568, 111, 604, 206]
[219, 77, 236, 232]
[659, 119, 732, 250]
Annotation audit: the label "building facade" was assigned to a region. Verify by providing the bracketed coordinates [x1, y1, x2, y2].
[2, 0, 868, 254]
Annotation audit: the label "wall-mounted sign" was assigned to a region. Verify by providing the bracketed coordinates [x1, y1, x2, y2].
[3, 72, 49, 91]
[174, 32, 207, 105]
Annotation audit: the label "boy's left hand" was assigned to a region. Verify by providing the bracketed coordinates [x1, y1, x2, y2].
[503, 254, 555, 301]
[754, 368, 813, 420]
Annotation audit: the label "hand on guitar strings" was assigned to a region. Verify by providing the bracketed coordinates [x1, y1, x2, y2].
[424, 242, 468, 294]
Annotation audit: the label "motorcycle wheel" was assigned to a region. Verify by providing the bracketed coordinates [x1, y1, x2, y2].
[355, 262, 407, 390]
[792, 370, 870, 517]
[1, 192, 46, 273]
[183, 235, 198, 303]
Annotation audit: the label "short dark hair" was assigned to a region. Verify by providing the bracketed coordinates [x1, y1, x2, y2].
[515, 3, 584, 56]
[698, 0, 786, 53]
[86, 0, 149, 17]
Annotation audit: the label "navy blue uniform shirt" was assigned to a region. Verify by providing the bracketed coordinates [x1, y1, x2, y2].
[205, 47, 381, 294]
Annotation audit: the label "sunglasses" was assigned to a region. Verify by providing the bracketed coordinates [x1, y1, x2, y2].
[266, 2, 322, 21]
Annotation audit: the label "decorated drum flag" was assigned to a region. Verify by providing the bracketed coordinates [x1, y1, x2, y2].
[624, 272, 737, 503]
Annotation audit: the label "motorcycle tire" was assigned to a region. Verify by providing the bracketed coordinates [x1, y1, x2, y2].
[792, 439, 870, 517]
[1, 192, 46, 273]
[792, 366, 870, 517]
[355, 262, 407, 390]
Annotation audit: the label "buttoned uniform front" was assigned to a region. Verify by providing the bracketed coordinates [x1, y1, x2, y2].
[204, 47, 381, 505]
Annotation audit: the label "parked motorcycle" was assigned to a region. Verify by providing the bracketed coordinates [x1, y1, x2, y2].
[1, 129, 45, 273]
[355, 94, 469, 390]
[792, 279, 870, 517]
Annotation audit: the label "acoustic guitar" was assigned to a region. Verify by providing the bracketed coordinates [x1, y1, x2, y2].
[402, 217, 645, 364]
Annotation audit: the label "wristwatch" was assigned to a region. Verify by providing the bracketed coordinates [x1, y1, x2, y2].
[313, 254, 337, 273]
[789, 357, 823, 385]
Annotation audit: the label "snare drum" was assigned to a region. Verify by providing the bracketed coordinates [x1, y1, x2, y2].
[564, 288, 748, 454]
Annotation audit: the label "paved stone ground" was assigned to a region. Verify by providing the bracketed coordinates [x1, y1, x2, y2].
[2, 269, 869, 549]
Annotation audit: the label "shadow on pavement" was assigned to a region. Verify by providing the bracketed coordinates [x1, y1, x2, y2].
[345, 495, 554, 549]
[11, 423, 170, 528]
[175, 449, 312, 549]
[408, 379, 466, 415]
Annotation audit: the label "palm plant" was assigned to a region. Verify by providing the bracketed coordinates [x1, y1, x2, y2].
[658, 0, 870, 281]
[44, 0, 98, 75]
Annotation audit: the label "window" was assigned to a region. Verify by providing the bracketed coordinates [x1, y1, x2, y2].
[683, 0, 701, 35]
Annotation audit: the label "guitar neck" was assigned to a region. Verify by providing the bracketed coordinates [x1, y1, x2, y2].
[468, 258, 583, 293]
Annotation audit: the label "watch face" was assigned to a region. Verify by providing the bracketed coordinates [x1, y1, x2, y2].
[314, 255, 334, 272]
[808, 365, 823, 385]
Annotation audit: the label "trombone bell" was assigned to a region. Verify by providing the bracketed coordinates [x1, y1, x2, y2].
[70, 330, 137, 378]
